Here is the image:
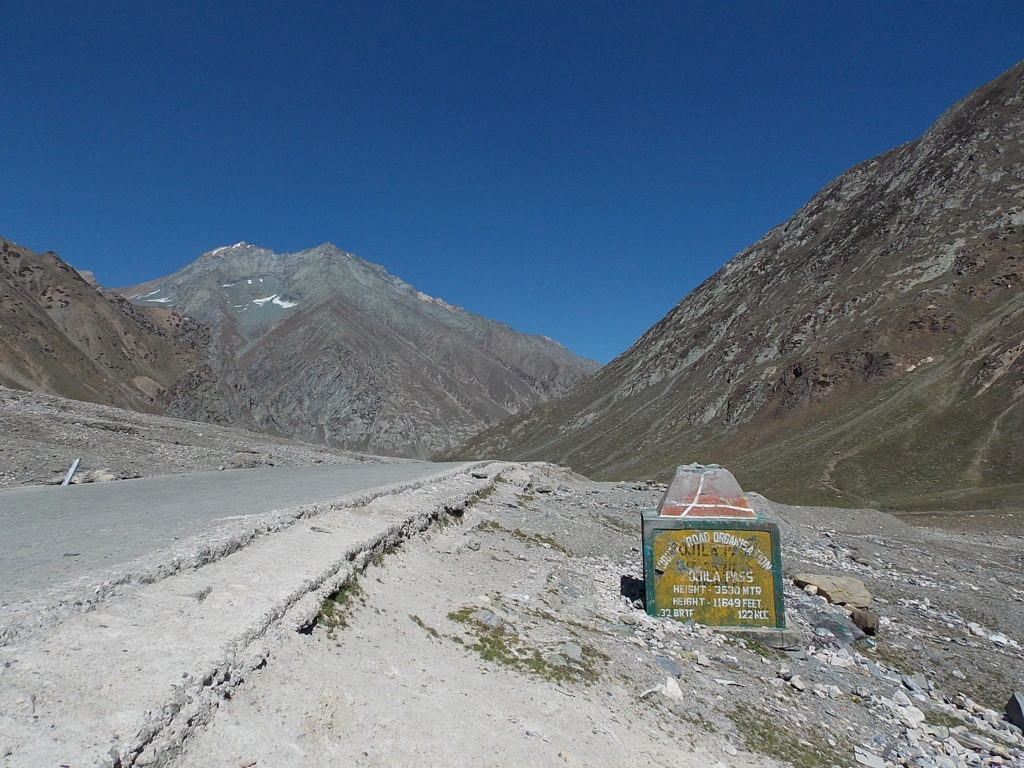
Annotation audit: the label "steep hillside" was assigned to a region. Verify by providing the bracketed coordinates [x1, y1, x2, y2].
[447, 62, 1024, 512]
[121, 243, 599, 457]
[0, 238, 231, 417]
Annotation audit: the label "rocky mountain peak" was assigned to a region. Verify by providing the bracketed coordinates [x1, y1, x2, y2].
[309, 241, 349, 257]
[120, 242, 599, 457]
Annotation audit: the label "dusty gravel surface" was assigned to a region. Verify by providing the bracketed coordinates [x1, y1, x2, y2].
[0, 386, 399, 489]
[175, 464, 775, 768]
[174, 465, 1024, 768]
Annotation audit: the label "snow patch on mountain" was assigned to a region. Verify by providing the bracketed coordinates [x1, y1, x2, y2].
[251, 294, 298, 309]
[130, 289, 175, 305]
[208, 242, 251, 257]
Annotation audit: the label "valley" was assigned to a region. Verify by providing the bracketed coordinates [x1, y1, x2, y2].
[0, 46, 1022, 768]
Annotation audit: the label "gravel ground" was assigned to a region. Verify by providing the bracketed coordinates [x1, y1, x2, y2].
[173, 464, 1024, 768]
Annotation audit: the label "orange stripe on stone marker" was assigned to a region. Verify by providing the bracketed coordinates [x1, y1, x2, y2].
[657, 464, 755, 518]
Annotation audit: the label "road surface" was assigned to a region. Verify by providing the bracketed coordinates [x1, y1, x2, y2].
[0, 461, 468, 603]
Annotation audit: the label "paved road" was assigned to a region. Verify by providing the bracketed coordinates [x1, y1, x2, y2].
[0, 462, 469, 602]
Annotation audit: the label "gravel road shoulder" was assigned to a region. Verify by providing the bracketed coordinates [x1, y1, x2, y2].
[173, 465, 1024, 768]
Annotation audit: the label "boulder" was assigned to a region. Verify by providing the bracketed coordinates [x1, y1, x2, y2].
[789, 592, 865, 645]
[793, 573, 872, 608]
[1007, 691, 1024, 730]
[850, 607, 879, 635]
[557, 641, 583, 663]
[82, 469, 119, 483]
[470, 609, 503, 629]
[653, 655, 684, 677]
[661, 676, 684, 701]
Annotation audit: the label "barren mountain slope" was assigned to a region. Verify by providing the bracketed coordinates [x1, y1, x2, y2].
[121, 242, 599, 457]
[0, 238, 232, 417]
[447, 63, 1024, 512]
[0, 386, 392, 489]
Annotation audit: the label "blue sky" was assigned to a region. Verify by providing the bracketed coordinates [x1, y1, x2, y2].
[3, 2, 1021, 363]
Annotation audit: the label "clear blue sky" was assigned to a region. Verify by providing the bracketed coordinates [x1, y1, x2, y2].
[3, 2, 1021, 363]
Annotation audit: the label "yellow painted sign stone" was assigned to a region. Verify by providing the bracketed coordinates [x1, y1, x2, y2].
[642, 464, 787, 629]
[651, 528, 778, 627]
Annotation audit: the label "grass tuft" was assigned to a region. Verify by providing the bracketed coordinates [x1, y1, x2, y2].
[446, 605, 602, 683]
[317, 580, 365, 635]
[731, 706, 852, 768]
[409, 614, 441, 639]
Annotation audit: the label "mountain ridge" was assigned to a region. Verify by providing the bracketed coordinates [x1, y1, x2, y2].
[0, 237, 232, 416]
[120, 241, 599, 457]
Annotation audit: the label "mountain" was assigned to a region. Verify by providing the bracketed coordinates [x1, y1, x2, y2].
[0, 237, 233, 416]
[121, 243, 599, 457]
[446, 62, 1024, 512]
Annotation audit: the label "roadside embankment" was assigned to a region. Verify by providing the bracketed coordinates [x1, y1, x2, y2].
[0, 463, 493, 766]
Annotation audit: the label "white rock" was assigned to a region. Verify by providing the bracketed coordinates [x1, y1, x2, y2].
[662, 677, 684, 701]
[901, 705, 926, 728]
[854, 747, 886, 767]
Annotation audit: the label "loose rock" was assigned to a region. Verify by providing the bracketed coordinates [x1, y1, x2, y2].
[471, 609, 503, 629]
[851, 607, 879, 635]
[793, 573, 873, 608]
[1007, 692, 1024, 730]
[661, 677, 685, 701]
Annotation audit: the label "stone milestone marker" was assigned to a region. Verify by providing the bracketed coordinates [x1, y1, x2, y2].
[642, 464, 786, 630]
